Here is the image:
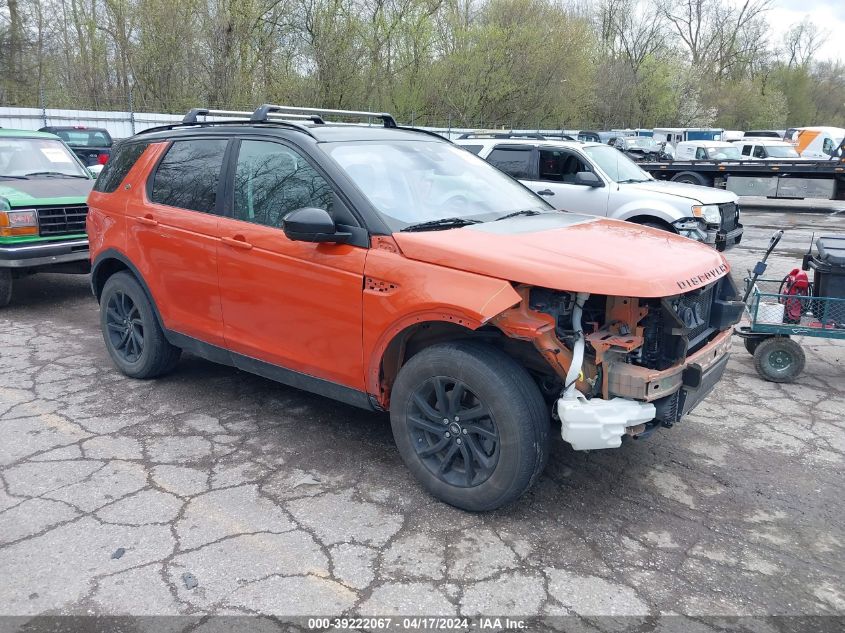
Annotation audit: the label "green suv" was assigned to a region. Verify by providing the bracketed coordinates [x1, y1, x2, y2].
[0, 129, 95, 307]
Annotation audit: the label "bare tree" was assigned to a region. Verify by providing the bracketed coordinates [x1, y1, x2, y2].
[782, 17, 826, 68]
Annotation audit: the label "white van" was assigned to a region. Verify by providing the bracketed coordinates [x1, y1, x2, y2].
[794, 127, 845, 159]
[731, 139, 803, 160]
[675, 141, 741, 160]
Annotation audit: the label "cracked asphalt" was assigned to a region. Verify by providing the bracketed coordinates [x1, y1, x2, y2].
[0, 210, 843, 629]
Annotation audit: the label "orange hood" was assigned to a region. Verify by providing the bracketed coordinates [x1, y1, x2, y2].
[393, 214, 730, 298]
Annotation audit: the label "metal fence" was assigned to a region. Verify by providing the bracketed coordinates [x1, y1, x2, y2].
[0, 104, 587, 141]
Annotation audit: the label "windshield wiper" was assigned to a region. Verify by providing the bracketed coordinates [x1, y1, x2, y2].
[0, 174, 29, 180]
[495, 209, 541, 221]
[24, 171, 89, 179]
[617, 178, 650, 184]
[400, 217, 482, 232]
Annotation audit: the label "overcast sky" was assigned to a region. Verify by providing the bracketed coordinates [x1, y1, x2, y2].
[767, 0, 845, 62]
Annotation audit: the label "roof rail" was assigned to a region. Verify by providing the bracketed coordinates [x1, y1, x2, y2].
[182, 108, 323, 124]
[251, 104, 397, 128]
[456, 132, 547, 140]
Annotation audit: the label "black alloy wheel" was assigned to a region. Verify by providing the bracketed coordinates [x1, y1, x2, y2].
[105, 290, 144, 363]
[407, 376, 499, 488]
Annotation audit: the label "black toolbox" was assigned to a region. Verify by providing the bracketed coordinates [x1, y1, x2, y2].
[803, 235, 845, 299]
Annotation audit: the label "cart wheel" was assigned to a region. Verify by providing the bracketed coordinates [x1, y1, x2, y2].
[743, 336, 767, 355]
[753, 337, 805, 383]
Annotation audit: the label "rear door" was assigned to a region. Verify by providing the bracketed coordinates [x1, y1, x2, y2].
[215, 138, 367, 390]
[126, 138, 228, 346]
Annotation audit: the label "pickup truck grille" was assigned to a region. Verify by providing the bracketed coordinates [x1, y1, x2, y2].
[719, 202, 739, 232]
[37, 205, 88, 237]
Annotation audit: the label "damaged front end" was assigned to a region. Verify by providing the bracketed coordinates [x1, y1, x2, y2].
[491, 277, 744, 450]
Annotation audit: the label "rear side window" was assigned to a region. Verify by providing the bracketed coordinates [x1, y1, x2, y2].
[487, 147, 533, 179]
[151, 139, 228, 213]
[93, 142, 150, 193]
[741, 145, 752, 156]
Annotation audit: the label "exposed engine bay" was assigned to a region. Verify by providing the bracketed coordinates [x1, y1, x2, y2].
[491, 277, 744, 449]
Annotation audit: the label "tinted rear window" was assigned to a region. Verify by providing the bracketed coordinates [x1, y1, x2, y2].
[54, 129, 112, 147]
[487, 147, 533, 179]
[150, 139, 228, 214]
[93, 142, 150, 193]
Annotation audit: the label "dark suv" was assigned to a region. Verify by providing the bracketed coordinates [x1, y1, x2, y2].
[87, 105, 741, 511]
[39, 126, 113, 166]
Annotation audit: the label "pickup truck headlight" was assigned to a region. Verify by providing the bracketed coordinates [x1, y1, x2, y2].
[692, 204, 721, 224]
[0, 209, 39, 237]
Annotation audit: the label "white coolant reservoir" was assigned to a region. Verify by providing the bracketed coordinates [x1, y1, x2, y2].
[557, 395, 657, 451]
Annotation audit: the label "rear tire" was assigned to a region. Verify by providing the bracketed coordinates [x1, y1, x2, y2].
[753, 337, 804, 383]
[743, 336, 765, 355]
[390, 341, 550, 512]
[672, 171, 712, 187]
[100, 271, 181, 378]
[0, 269, 11, 308]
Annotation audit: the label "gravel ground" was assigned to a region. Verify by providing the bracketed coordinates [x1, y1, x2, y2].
[0, 210, 843, 632]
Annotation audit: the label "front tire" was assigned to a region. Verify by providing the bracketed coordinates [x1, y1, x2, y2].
[390, 341, 550, 511]
[753, 337, 805, 383]
[0, 269, 11, 308]
[100, 271, 181, 378]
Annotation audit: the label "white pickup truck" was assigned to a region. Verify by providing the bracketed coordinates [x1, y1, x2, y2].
[457, 137, 743, 251]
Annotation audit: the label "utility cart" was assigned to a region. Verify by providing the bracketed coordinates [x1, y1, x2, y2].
[736, 232, 845, 382]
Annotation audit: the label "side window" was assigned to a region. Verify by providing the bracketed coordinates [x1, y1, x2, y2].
[538, 150, 565, 182]
[741, 145, 752, 156]
[233, 140, 333, 228]
[695, 148, 707, 160]
[540, 149, 588, 183]
[822, 138, 834, 155]
[753, 146, 766, 158]
[486, 147, 533, 179]
[460, 144, 483, 155]
[94, 142, 150, 193]
[151, 139, 227, 213]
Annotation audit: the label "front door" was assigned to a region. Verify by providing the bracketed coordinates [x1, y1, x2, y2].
[216, 138, 367, 390]
[529, 148, 609, 216]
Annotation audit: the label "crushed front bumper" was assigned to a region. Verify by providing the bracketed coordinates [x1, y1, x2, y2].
[672, 218, 714, 245]
[556, 328, 734, 450]
[716, 224, 744, 251]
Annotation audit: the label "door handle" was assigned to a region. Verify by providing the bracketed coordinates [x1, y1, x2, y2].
[136, 214, 158, 226]
[221, 236, 253, 250]
[537, 189, 555, 196]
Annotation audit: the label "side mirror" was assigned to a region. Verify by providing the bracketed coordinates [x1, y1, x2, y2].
[574, 171, 603, 187]
[283, 207, 350, 243]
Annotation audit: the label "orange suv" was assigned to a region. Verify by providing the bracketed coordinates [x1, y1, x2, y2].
[87, 105, 744, 511]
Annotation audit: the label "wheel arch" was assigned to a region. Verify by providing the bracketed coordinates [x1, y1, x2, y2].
[626, 215, 676, 232]
[91, 249, 167, 333]
[615, 200, 679, 225]
[370, 317, 555, 409]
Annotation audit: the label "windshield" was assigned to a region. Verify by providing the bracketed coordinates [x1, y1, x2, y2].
[626, 137, 658, 150]
[325, 140, 550, 229]
[582, 145, 651, 182]
[53, 129, 112, 147]
[0, 138, 89, 178]
[765, 145, 800, 158]
[706, 146, 741, 160]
